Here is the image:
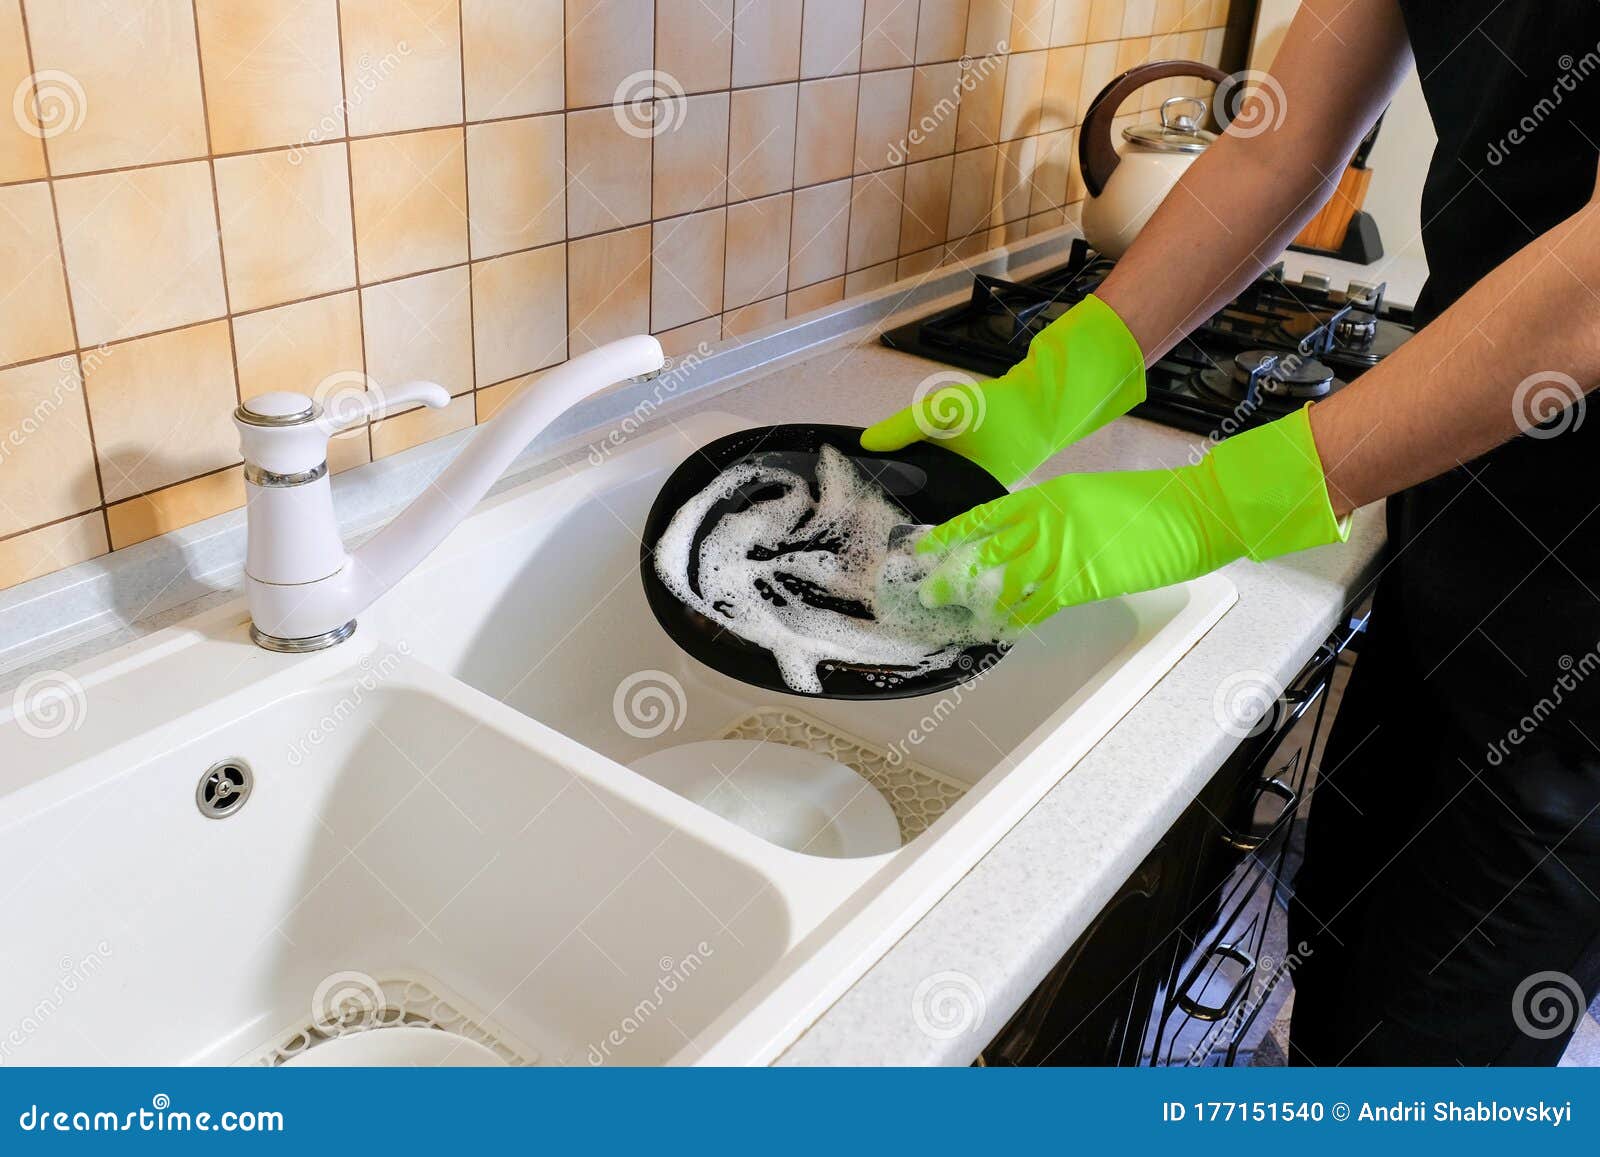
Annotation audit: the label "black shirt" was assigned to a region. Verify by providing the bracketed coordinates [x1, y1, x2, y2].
[1398, 1, 1600, 323]
[1380, 2, 1600, 740]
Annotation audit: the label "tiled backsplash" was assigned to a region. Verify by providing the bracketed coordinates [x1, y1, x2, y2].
[0, 0, 1236, 591]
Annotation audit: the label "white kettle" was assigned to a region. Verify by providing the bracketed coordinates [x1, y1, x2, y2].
[1079, 60, 1229, 258]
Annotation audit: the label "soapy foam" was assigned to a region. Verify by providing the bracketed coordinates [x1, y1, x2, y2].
[655, 444, 1012, 694]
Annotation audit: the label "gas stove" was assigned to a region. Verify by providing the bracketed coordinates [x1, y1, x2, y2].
[881, 238, 1415, 437]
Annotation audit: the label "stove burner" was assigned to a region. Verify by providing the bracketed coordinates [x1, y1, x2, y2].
[1231, 348, 1335, 398]
[1335, 313, 1378, 346]
[1197, 348, 1335, 412]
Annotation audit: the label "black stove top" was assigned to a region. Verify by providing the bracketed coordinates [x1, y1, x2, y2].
[881, 238, 1415, 437]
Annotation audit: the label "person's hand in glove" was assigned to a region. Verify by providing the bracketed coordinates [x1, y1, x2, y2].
[917, 406, 1350, 626]
[861, 295, 1145, 485]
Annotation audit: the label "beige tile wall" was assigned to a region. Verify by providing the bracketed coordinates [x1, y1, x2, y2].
[0, 0, 1236, 591]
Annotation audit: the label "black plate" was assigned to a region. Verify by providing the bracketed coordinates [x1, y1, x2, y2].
[639, 423, 1011, 700]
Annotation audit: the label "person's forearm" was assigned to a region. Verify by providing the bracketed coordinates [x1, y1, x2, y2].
[1094, 132, 1339, 359]
[1094, 0, 1412, 361]
[1309, 196, 1600, 518]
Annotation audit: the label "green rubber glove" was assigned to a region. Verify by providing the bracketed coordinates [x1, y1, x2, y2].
[917, 406, 1350, 626]
[863, 294, 1145, 485]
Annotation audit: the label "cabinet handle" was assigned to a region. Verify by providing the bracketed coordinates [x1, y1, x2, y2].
[1175, 942, 1257, 1022]
[1224, 776, 1299, 852]
[1282, 686, 1316, 708]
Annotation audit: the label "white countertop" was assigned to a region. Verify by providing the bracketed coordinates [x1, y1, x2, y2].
[663, 324, 1387, 1065]
[1279, 247, 1429, 310]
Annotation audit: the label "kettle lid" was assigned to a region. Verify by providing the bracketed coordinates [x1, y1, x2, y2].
[1123, 95, 1216, 153]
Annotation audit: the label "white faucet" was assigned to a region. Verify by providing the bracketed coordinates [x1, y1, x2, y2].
[233, 335, 665, 651]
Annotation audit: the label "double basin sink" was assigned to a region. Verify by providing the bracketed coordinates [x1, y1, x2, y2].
[0, 412, 1235, 1065]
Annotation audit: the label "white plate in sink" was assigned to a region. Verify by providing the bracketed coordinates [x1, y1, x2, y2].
[628, 740, 901, 859]
[284, 1027, 506, 1067]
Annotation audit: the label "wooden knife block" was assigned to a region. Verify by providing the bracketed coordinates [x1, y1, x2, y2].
[1295, 164, 1373, 252]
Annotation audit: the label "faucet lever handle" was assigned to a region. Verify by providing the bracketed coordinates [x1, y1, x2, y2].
[319, 380, 451, 435]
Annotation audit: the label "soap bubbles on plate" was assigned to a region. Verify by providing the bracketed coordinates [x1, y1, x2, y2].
[654, 446, 1012, 695]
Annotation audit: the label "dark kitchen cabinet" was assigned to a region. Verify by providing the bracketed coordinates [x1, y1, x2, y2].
[981, 839, 1176, 1066]
[983, 616, 1361, 1067]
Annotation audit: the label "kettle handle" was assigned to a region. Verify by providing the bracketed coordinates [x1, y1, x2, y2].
[1078, 59, 1231, 199]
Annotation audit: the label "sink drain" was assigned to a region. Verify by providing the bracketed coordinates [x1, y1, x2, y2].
[196, 759, 252, 819]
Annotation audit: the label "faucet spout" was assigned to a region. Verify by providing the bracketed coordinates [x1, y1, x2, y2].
[235, 335, 664, 650]
[344, 335, 664, 614]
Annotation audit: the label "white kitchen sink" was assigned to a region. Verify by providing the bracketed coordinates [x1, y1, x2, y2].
[0, 412, 1234, 1065]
